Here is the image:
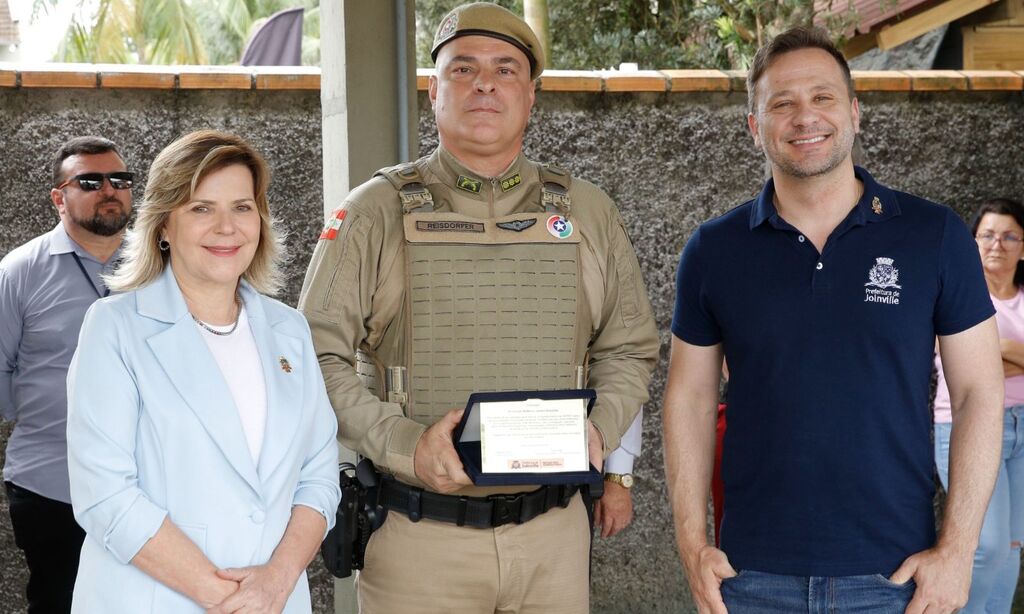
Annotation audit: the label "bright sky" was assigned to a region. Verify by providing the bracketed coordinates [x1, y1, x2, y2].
[7, 0, 76, 63]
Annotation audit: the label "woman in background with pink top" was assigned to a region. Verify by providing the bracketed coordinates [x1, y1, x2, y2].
[934, 197, 1024, 613]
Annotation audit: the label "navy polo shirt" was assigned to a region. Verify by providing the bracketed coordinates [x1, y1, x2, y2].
[672, 167, 994, 576]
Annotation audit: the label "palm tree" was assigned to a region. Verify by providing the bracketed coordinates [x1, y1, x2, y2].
[53, 0, 207, 64]
[37, 0, 319, 65]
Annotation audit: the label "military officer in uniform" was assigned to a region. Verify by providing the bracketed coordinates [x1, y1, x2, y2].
[299, 3, 659, 612]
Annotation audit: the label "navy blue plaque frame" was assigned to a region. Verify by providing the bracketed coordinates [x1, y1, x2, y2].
[454, 389, 602, 486]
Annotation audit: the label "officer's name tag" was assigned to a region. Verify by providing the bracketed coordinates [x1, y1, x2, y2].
[478, 397, 589, 474]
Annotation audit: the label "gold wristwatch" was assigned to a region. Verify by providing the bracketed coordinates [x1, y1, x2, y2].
[604, 473, 634, 488]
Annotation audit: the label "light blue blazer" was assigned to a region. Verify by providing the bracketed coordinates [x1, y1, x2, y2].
[66, 266, 340, 613]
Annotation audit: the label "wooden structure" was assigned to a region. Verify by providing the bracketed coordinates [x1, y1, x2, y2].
[817, 0, 1024, 68]
[0, 0, 19, 50]
[962, 0, 1024, 68]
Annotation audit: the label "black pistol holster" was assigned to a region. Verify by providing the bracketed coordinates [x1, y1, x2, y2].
[320, 458, 387, 578]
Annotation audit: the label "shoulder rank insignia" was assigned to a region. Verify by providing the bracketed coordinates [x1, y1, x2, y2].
[871, 196, 883, 215]
[497, 219, 537, 232]
[456, 175, 482, 193]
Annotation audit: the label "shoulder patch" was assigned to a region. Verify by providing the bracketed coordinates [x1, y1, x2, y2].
[546, 215, 573, 239]
[320, 209, 346, 240]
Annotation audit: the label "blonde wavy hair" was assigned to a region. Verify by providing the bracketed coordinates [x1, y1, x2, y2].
[106, 130, 285, 295]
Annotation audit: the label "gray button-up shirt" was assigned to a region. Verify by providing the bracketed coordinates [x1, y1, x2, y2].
[0, 222, 120, 503]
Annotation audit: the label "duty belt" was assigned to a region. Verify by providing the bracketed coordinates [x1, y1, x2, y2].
[379, 476, 577, 528]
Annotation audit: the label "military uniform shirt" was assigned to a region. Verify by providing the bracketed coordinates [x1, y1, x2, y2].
[300, 146, 659, 495]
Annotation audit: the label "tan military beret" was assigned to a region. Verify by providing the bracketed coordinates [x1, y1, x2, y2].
[431, 2, 545, 80]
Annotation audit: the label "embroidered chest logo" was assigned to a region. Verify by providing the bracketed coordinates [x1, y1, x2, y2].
[864, 257, 901, 305]
[319, 208, 346, 240]
[279, 356, 292, 373]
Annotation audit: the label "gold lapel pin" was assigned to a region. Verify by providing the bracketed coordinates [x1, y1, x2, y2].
[872, 196, 883, 215]
[279, 357, 292, 373]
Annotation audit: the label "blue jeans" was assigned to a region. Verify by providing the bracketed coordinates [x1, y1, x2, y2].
[935, 405, 1024, 614]
[721, 569, 915, 613]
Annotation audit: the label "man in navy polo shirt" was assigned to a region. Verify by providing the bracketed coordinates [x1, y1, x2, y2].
[663, 27, 1005, 614]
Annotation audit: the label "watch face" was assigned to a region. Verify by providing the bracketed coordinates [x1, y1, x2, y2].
[621, 474, 635, 488]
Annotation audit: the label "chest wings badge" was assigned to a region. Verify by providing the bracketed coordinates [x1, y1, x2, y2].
[497, 219, 537, 232]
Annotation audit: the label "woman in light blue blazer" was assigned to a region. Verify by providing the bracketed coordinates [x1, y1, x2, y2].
[66, 131, 340, 614]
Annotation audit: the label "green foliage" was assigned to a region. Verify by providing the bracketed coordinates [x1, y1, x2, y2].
[44, 0, 320, 65]
[301, 5, 320, 66]
[51, 0, 208, 64]
[546, 0, 713, 69]
[414, 0, 728, 69]
[709, 0, 860, 68]
[42, 0, 859, 68]
[415, 0, 860, 70]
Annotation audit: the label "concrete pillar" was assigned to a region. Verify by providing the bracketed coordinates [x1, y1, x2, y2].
[319, 2, 416, 612]
[523, 0, 550, 61]
[321, 0, 417, 215]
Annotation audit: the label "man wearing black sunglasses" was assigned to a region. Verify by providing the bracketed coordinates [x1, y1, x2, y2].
[0, 136, 133, 613]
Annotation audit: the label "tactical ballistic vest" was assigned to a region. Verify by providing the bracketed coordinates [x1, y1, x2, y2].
[357, 162, 588, 425]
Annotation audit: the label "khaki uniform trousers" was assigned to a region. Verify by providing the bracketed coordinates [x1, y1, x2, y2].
[357, 493, 590, 613]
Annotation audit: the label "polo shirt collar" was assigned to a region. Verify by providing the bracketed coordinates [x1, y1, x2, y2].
[48, 222, 80, 256]
[48, 221, 124, 265]
[749, 166, 902, 231]
[848, 166, 901, 225]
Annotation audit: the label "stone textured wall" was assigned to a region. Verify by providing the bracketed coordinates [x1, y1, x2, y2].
[1, 83, 1023, 613]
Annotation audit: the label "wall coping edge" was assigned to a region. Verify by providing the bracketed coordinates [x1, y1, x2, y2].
[0, 64, 1021, 92]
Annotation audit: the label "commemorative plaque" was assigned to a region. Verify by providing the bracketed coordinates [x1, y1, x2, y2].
[454, 389, 601, 486]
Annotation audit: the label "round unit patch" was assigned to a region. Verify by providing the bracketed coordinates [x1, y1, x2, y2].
[546, 215, 573, 239]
